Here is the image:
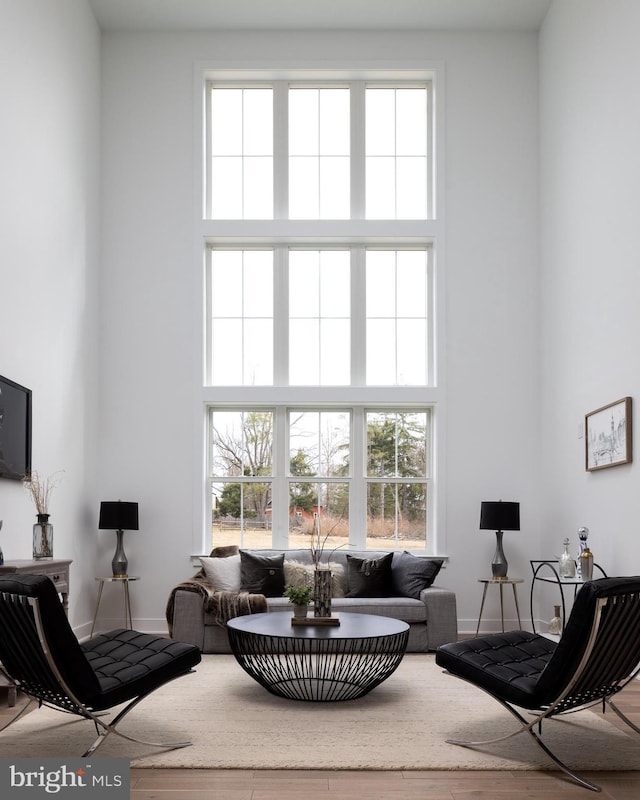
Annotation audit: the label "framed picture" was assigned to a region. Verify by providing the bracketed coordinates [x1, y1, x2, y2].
[0, 374, 32, 481]
[585, 397, 632, 472]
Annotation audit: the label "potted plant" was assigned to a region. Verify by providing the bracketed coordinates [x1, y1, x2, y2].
[284, 583, 313, 619]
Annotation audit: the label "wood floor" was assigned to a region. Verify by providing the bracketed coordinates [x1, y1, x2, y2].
[2, 681, 640, 799]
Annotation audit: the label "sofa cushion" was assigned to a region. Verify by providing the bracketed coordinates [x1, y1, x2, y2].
[391, 551, 444, 599]
[345, 553, 393, 597]
[240, 550, 285, 596]
[331, 596, 427, 622]
[266, 595, 427, 622]
[199, 554, 241, 591]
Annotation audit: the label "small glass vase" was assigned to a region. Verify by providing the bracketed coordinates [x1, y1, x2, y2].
[548, 604, 562, 635]
[33, 513, 53, 559]
[313, 566, 332, 618]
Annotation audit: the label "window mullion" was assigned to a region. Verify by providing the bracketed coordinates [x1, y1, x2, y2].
[350, 81, 365, 220]
[351, 247, 366, 386]
[271, 406, 289, 549]
[204, 83, 212, 219]
[426, 81, 434, 219]
[273, 82, 288, 219]
[350, 407, 366, 548]
[204, 247, 212, 385]
[273, 245, 288, 386]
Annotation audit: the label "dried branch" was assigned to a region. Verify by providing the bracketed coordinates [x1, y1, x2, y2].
[22, 470, 64, 515]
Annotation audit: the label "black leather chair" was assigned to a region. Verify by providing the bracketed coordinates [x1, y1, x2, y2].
[436, 576, 640, 791]
[0, 574, 201, 757]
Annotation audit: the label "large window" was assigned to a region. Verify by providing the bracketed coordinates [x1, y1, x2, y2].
[202, 72, 440, 553]
[209, 408, 430, 552]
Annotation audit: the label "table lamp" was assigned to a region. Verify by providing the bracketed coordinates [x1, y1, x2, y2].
[99, 501, 139, 577]
[479, 500, 520, 579]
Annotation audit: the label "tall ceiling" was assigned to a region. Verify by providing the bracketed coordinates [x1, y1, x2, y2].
[88, 0, 552, 32]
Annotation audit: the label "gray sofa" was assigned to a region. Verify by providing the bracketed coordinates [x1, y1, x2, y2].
[170, 548, 458, 653]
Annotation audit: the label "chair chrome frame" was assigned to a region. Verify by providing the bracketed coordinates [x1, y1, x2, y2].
[0, 578, 200, 757]
[438, 581, 640, 792]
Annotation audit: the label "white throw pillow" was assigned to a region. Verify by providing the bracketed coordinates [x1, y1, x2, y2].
[199, 554, 241, 591]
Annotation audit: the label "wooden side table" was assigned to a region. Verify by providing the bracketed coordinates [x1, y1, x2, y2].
[476, 577, 523, 635]
[90, 576, 139, 638]
[0, 558, 71, 614]
[0, 558, 72, 706]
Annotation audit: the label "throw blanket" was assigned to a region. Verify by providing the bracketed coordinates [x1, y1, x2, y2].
[165, 567, 267, 636]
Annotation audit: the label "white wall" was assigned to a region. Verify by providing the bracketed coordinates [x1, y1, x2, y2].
[538, 0, 640, 618]
[0, 0, 101, 631]
[99, 29, 540, 632]
[6, 2, 636, 637]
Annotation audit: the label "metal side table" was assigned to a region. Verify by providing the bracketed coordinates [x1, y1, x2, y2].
[476, 577, 523, 635]
[90, 575, 139, 638]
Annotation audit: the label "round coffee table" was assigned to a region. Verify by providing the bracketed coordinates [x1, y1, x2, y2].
[226, 611, 409, 702]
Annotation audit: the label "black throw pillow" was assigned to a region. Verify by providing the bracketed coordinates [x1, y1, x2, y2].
[345, 553, 393, 598]
[239, 551, 285, 596]
[391, 551, 444, 599]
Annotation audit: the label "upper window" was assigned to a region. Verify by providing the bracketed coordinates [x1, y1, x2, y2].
[209, 88, 273, 219]
[206, 81, 433, 220]
[366, 88, 429, 219]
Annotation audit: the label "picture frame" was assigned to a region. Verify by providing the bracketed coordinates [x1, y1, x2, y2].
[0, 374, 32, 481]
[585, 396, 632, 472]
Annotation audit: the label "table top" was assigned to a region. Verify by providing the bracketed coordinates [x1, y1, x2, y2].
[227, 611, 409, 640]
[95, 575, 140, 582]
[531, 560, 606, 584]
[0, 559, 72, 571]
[478, 577, 523, 585]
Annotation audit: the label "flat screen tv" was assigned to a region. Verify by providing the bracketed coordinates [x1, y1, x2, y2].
[0, 374, 32, 481]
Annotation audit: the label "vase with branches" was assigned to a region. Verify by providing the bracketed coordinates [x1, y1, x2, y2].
[309, 510, 347, 618]
[23, 470, 63, 559]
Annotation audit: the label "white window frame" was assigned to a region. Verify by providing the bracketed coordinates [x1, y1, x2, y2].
[194, 64, 447, 557]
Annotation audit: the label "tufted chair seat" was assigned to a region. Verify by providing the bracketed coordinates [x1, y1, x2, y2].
[435, 630, 556, 707]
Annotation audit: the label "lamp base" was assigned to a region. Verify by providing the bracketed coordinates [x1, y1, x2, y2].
[112, 529, 128, 578]
[491, 530, 508, 579]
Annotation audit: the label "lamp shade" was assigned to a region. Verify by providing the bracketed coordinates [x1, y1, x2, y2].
[479, 501, 520, 532]
[99, 501, 139, 531]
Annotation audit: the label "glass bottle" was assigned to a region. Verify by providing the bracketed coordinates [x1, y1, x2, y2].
[576, 526, 589, 579]
[558, 537, 576, 579]
[548, 604, 562, 635]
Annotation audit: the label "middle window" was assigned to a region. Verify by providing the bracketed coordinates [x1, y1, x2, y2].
[206, 246, 432, 388]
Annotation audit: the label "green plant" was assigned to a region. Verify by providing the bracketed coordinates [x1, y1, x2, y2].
[284, 583, 313, 605]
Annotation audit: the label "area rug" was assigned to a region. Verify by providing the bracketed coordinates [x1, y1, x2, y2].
[1, 655, 640, 771]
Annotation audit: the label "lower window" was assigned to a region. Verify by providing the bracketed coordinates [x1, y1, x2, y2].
[208, 407, 431, 552]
